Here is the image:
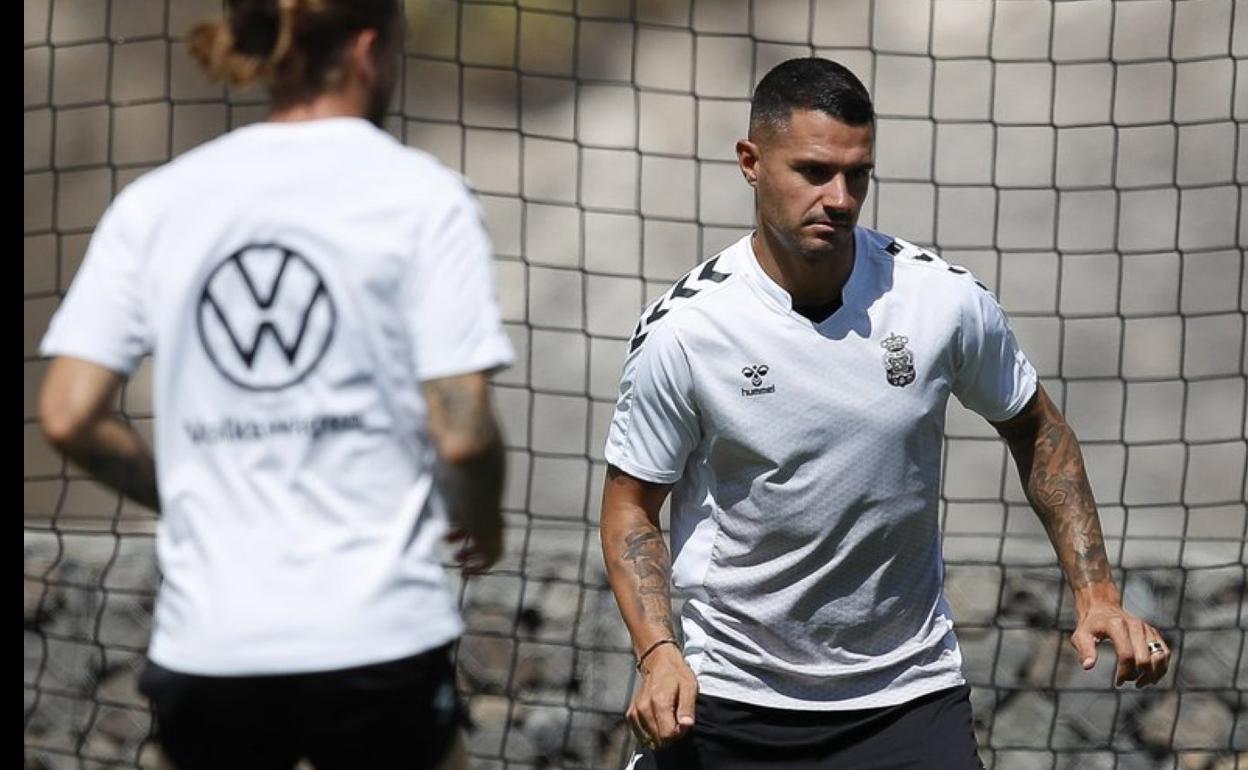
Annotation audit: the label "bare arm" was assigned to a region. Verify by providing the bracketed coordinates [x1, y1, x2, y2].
[992, 385, 1112, 597]
[600, 465, 696, 748]
[422, 371, 506, 573]
[38, 357, 159, 512]
[993, 384, 1169, 686]
[601, 466, 679, 656]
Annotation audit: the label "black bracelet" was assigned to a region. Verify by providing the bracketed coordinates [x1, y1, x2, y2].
[636, 638, 680, 672]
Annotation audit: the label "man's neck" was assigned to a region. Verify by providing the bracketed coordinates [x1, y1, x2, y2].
[751, 226, 855, 310]
[269, 90, 367, 124]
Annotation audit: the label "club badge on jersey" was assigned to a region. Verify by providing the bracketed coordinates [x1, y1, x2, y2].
[880, 333, 916, 387]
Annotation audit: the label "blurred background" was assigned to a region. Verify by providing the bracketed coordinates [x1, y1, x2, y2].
[24, 0, 1246, 768]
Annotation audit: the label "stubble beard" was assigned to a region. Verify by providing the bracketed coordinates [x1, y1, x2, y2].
[794, 227, 853, 265]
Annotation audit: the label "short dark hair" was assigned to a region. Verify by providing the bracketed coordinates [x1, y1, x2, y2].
[749, 58, 874, 136]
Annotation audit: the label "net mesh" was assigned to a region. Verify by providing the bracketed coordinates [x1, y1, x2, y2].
[23, 1, 1247, 768]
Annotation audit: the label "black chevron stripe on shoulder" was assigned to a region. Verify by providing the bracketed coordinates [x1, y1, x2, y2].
[627, 255, 734, 353]
[887, 239, 938, 263]
[670, 275, 697, 298]
[698, 255, 730, 283]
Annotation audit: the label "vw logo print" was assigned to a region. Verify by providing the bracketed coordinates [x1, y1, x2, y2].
[196, 244, 336, 391]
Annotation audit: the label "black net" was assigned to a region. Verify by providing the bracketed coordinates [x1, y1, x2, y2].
[24, 1, 1246, 768]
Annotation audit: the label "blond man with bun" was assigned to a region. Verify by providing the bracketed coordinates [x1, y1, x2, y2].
[37, 2, 511, 768]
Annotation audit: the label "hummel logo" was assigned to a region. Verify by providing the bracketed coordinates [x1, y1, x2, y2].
[742, 364, 769, 386]
[740, 364, 774, 397]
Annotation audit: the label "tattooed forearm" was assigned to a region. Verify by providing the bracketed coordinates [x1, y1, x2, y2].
[423, 374, 505, 535]
[61, 415, 160, 512]
[1027, 422, 1112, 588]
[424, 375, 499, 452]
[618, 526, 676, 635]
[996, 388, 1114, 592]
[601, 467, 679, 655]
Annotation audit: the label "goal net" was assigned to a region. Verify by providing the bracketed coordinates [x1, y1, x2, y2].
[24, 1, 1245, 768]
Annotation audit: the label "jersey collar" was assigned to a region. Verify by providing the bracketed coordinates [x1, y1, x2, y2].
[740, 227, 872, 326]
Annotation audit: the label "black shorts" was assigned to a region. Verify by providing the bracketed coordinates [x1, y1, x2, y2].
[628, 685, 985, 770]
[139, 643, 463, 770]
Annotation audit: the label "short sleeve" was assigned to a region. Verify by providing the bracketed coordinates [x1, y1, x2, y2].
[39, 193, 151, 375]
[604, 320, 700, 484]
[951, 282, 1038, 422]
[406, 180, 514, 381]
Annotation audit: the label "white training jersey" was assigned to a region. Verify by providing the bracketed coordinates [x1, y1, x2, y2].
[40, 117, 514, 675]
[605, 228, 1037, 710]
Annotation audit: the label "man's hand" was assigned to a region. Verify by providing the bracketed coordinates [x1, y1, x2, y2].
[628, 644, 698, 750]
[445, 524, 503, 575]
[1072, 599, 1171, 688]
[995, 387, 1170, 690]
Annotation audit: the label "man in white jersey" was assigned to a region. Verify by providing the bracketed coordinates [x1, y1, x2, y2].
[37, 2, 510, 768]
[601, 58, 1171, 769]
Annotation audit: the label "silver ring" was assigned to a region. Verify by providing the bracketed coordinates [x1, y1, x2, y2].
[1147, 640, 1165, 656]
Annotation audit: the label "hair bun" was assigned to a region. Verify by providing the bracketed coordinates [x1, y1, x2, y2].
[229, 0, 282, 56]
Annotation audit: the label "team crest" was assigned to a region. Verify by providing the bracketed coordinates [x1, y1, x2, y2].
[880, 333, 916, 387]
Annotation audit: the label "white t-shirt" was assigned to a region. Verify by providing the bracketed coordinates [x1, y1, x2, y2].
[605, 228, 1037, 710]
[41, 117, 514, 675]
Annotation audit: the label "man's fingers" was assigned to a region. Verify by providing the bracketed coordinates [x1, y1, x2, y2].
[1105, 620, 1137, 686]
[1126, 620, 1154, 684]
[1153, 635, 1171, 684]
[675, 676, 697, 730]
[461, 552, 492, 576]
[630, 659, 700, 750]
[1076, 610, 1171, 688]
[633, 689, 658, 744]
[650, 686, 679, 741]
[455, 540, 485, 574]
[456, 546, 478, 569]
[452, 532, 503, 575]
[1138, 630, 1170, 687]
[627, 703, 651, 749]
[1070, 628, 1098, 670]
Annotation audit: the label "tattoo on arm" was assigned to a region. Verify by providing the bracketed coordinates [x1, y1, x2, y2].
[423, 375, 505, 535]
[1000, 392, 1112, 590]
[619, 526, 675, 634]
[60, 416, 160, 512]
[1030, 420, 1111, 587]
[425, 377, 498, 451]
[40, 359, 159, 512]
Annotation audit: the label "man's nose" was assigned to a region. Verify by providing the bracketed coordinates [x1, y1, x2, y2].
[821, 174, 850, 211]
